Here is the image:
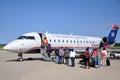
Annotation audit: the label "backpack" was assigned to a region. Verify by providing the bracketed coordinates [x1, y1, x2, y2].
[101, 52, 106, 58]
[84, 51, 90, 59]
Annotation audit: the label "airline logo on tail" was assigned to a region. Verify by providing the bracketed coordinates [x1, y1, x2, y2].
[112, 25, 119, 30]
[108, 25, 119, 43]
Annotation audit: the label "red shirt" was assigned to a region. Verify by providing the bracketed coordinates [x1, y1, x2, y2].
[93, 51, 97, 56]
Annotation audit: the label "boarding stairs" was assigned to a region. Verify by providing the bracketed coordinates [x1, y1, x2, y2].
[41, 49, 50, 61]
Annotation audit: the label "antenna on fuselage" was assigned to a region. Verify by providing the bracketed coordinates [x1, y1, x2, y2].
[45, 31, 48, 34]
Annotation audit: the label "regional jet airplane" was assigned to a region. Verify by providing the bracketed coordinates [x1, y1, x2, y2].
[4, 25, 119, 54]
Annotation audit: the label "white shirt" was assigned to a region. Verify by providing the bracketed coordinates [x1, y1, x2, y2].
[70, 51, 76, 58]
[101, 50, 107, 56]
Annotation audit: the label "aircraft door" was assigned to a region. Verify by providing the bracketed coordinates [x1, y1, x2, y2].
[38, 33, 46, 47]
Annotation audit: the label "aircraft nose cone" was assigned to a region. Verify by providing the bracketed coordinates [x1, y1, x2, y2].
[3, 45, 11, 51]
[3, 40, 25, 53]
[3, 42, 17, 51]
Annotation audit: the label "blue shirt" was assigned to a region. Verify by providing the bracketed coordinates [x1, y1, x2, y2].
[59, 49, 62, 56]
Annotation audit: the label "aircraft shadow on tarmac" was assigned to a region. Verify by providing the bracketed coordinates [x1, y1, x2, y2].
[5, 58, 50, 62]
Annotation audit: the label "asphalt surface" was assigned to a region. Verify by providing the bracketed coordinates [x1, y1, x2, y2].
[0, 50, 120, 80]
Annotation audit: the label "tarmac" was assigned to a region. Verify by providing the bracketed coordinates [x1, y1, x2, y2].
[0, 50, 120, 80]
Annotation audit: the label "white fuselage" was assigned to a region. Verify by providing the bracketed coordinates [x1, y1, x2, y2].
[45, 33, 101, 48]
[3, 25, 119, 53]
[4, 32, 101, 53]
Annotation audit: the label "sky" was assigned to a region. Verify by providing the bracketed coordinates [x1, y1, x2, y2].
[0, 0, 120, 44]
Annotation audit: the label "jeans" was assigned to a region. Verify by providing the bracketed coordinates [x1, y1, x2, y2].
[84, 59, 90, 67]
[71, 57, 75, 67]
[55, 56, 59, 63]
[65, 57, 69, 65]
[97, 58, 101, 68]
[94, 57, 97, 65]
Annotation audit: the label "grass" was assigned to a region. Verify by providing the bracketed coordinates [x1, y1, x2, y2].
[111, 46, 120, 49]
[0, 45, 4, 50]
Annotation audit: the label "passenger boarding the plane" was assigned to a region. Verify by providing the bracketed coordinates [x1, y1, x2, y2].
[42, 37, 48, 49]
[47, 43, 52, 58]
[50, 50, 55, 62]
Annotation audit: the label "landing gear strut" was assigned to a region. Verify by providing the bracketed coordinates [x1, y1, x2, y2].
[17, 53, 23, 61]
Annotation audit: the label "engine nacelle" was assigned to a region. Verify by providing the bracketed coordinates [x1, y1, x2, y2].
[99, 36, 115, 48]
[102, 37, 108, 44]
[102, 36, 115, 45]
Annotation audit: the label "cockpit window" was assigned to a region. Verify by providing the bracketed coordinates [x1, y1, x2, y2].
[18, 36, 27, 39]
[17, 36, 35, 40]
[26, 36, 35, 40]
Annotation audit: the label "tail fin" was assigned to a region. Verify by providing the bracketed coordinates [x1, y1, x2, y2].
[101, 25, 119, 47]
[108, 25, 119, 43]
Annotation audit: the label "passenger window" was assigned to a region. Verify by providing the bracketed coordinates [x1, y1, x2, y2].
[58, 40, 60, 42]
[89, 41, 91, 44]
[84, 41, 85, 43]
[86, 41, 88, 43]
[49, 39, 52, 42]
[54, 40, 56, 42]
[80, 41, 82, 43]
[66, 40, 68, 43]
[62, 40, 64, 43]
[74, 40, 76, 43]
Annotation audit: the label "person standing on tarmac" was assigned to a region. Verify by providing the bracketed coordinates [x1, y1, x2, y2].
[96, 47, 102, 69]
[70, 49, 76, 67]
[55, 50, 59, 63]
[84, 47, 90, 69]
[101, 48, 107, 66]
[64, 47, 70, 66]
[92, 48, 97, 67]
[58, 47, 64, 64]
